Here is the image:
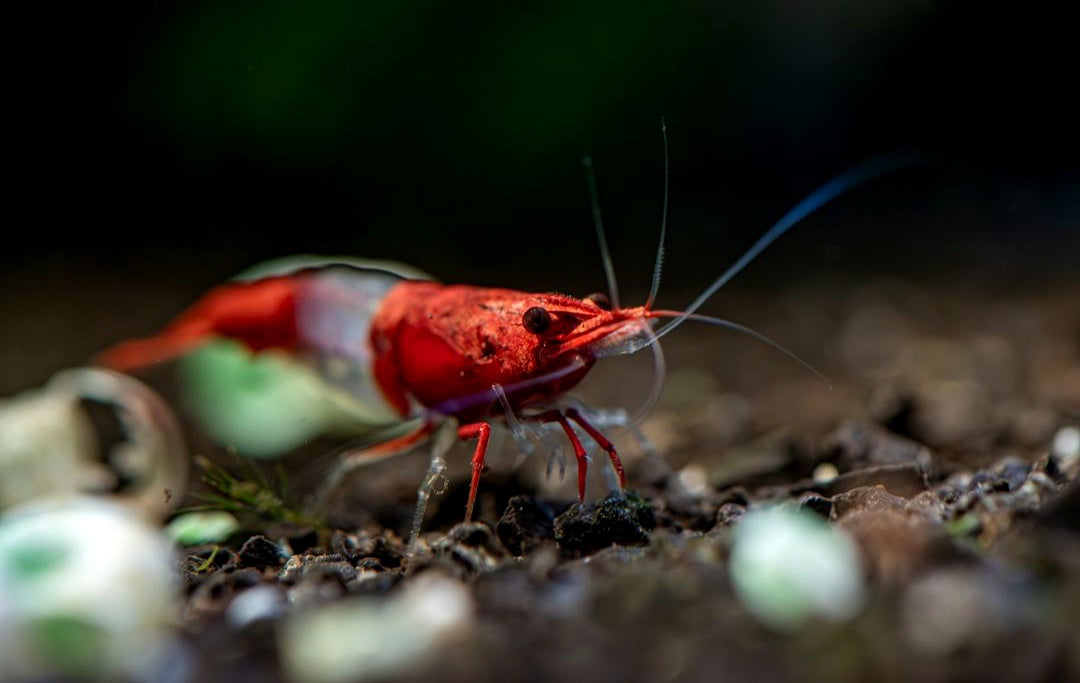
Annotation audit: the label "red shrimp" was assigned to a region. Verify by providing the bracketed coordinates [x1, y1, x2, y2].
[97, 150, 918, 529]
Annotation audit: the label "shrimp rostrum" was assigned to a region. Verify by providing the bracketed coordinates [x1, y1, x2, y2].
[98, 151, 916, 534]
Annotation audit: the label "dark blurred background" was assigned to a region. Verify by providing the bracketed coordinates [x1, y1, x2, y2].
[4, 0, 1078, 393]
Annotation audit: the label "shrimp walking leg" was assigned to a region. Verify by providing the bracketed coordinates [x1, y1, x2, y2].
[457, 422, 492, 522]
[409, 421, 458, 543]
[574, 405, 690, 499]
[582, 407, 661, 461]
[565, 407, 626, 489]
[537, 411, 591, 501]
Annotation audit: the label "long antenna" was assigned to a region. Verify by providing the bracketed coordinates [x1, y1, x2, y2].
[645, 117, 669, 310]
[584, 151, 621, 309]
[653, 151, 927, 342]
[658, 311, 830, 388]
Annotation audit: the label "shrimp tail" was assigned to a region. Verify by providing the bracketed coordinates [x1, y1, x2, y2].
[96, 276, 302, 372]
[96, 325, 209, 372]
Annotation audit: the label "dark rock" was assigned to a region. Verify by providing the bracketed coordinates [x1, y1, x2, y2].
[936, 472, 971, 505]
[496, 496, 556, 556]
[184, 568, 264, 621]
[798, 492, 833, 518]
[330, 530, 361, 561]
[279, 554, 358, 583]
[715, 502, 746, 527]
[554, 491, 655, 557]
[992, 458, 1030, 492]
[969, 470, 994, 493]
[236, 535, 289, 571]
[832, 485, 917, 520]
[349, 532, 407, 569]
[448, 521, 506, 551]
[417, 522, 509, 579]
[181, 546, 237, 587]
[370, 536, 406, 568]
[715, 487, 751, 506]
[1035, 451, 1068, 484]
[1037, 478, 1080, 533]
[281, 527, 320, 555]
[356, 557, 386, 572]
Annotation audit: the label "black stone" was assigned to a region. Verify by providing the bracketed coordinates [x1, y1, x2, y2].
[715, 502, 747, 527]
[496, 496, 556, 556]
[554, 491, 655, 557]
[236, 535, 289, 571]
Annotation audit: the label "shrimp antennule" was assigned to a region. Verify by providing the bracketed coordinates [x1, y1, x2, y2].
[584, 152, 621, 309]
[645, 116, 670, 311]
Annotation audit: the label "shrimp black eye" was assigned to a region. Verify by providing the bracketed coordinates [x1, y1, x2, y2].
[522, 306, 552, 334]
[584, 292, 611, 310]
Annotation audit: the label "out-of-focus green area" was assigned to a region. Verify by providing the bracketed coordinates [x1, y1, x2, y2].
[153, 1, 680, 164]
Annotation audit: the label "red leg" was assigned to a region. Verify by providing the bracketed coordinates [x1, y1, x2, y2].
[566, 407, 627, 489]
[457, 422, 491, 522]
[538, 411, 590, 501]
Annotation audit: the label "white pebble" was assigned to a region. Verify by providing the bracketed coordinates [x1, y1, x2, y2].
[1051, 426, 1080, 473]
[677, 464, 709, 496]
[280, 572, 474, 683]
[0, 497, 178, 681]
[729, 506, 864, 631]
[812, 462, 840, 485]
